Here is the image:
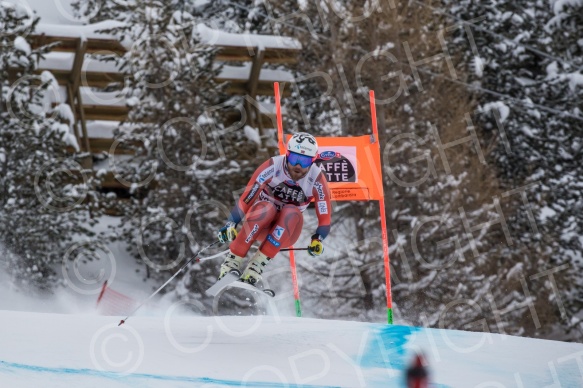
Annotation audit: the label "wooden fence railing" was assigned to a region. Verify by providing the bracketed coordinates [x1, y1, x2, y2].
[8, 28, 299, 193]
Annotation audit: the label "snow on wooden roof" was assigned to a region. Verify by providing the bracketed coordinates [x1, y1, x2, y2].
[25, 0, 87, 25]
[33, 51, 296, 93]
[35, 21, 124, 42]
[26, 0, 301, 54]
[196, 24, 301, 51]
[38, 53, 294, 82]
[218, 64, 295, 83]
[39, 52, 121, 72]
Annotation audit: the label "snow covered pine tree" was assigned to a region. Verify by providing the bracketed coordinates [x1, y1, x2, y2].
[449, 0, 583, 340]
[0, 3, 99, 290]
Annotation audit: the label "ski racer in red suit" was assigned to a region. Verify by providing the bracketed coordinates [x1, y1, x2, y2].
[217, 132, 332, 285]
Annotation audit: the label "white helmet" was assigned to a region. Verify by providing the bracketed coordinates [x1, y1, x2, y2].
[287, 132, 318, 157]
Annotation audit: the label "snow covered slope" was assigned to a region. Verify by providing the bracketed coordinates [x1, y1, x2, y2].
[0, 309, 581, 387]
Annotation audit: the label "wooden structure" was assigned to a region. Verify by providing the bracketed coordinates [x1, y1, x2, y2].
[11, 29, 299, 191]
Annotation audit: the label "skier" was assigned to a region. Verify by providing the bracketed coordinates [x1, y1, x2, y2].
[405, 353, 429, 388]
[216, 132, 332, 286]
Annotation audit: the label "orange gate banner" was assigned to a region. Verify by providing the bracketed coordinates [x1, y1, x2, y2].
[278, 134, 384, 202]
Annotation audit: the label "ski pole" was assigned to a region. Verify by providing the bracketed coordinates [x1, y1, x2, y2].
[194, 249, 229, 263]
[281, 247, 308, 251]
[118, 240, 221, 326]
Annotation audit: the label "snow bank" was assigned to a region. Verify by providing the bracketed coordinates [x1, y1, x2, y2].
[0, 310, 582, 387]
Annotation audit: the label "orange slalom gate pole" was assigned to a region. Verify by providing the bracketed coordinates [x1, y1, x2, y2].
[369, 90, 393, 324]
[289, 249, 302, 317]
[275, 82, 285, 149]
[275, 82, 302, 317]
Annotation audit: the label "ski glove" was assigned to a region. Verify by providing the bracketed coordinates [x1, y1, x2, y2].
[218, 222, 237, 243]
[307, 234, 324, 256]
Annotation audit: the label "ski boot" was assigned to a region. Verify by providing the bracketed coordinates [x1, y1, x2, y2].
[218, 252, 243, 279]
[240, 251, 271, 286]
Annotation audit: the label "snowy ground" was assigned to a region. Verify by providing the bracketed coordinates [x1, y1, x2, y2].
[2, 245, 582, 388]
[1, 304, 582, 387]
[0, 215, 581, 388]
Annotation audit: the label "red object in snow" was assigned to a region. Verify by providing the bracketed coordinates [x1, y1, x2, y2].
[406, 353, 429, 388]
[95, 281, 138, 316]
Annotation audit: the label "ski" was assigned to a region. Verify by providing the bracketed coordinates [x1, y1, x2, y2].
[206, 272, 275, 298]
[206, 272, 240, 297]
[228, 279, 275, 298]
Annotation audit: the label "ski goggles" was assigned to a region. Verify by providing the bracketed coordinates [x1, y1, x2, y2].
[286, 151, 315, 168]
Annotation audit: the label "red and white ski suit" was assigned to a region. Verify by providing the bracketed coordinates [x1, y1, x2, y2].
[227, 155, 332, 259]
